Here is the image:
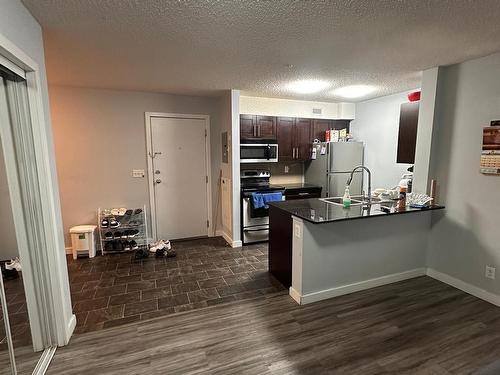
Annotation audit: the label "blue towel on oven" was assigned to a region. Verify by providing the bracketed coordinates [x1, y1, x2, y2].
[251, 192, 283, 209]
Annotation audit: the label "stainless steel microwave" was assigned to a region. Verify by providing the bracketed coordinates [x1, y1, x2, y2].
[240, 144, 278, 163]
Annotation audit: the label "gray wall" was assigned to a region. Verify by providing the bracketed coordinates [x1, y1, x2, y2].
[427, 52, 500, 295]
[351, 91, 416, 190]
[49, 85, 226, 246]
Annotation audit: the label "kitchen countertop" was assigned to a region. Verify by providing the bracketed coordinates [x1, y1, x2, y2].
[269, 198, 444, 224]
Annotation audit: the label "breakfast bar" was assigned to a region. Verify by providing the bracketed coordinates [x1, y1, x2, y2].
[269, 198, 444, 304]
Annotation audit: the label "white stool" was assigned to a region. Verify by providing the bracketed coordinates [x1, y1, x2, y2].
[70, 225, 97, 260]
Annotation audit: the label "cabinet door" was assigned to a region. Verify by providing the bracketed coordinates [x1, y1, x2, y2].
[312, 119, 332, 141]
[257, 115, 277, 139]
[276, 117, 295, 161]
[396, 102, 419, 164]
[331, 120, 350, 132]
[240, 114, 256, 139]
[295, 118, 312, 161]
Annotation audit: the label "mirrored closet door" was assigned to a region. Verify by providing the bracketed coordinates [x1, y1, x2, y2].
[0, 65, 46, 374]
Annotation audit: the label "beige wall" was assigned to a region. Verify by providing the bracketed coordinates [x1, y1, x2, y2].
[49, 85, 226, 247]
[0, 141, 18, 260]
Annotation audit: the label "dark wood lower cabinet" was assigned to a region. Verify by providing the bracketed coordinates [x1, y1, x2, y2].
[269, 206, 293, 288]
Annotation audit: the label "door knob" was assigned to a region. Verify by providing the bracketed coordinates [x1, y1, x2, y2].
[155, 179, 162, 184]
[155, 170, 161, 174]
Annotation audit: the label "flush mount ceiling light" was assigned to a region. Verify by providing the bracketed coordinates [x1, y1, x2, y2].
[333, 85, 377, 99]
[286, 79, 331, 94]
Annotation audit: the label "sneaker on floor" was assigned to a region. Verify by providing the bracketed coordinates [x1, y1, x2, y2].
[130, 240, 139, 250]
[5, 257, 21, 272]
[101, 218, 109, 228]
[104, 232, 113, 240]
[123, 241, 131, 251]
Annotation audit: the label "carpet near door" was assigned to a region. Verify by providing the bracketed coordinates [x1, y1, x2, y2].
[67, 237, 285, 333]
[49, 276, 500, 374]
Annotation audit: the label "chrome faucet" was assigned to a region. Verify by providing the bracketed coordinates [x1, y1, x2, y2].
[346, 165, 372, 203]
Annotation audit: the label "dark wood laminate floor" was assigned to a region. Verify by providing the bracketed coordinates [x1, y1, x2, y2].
[49, 276, 500, 374]
[67, 237, 285, 333]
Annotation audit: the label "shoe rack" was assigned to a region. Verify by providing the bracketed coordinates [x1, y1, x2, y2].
[98, 206, 149, 255]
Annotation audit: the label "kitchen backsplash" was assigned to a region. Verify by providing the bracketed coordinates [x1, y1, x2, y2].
[241, 162, 304, 184]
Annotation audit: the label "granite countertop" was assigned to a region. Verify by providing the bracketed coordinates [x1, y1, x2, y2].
[269, 198, 445, 224]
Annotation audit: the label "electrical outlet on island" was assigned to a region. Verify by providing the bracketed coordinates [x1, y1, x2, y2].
[284, 165, 289, 174]
[485, 265, 496, 280]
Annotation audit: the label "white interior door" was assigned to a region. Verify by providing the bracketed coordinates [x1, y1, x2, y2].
[151, 116, 209, 240]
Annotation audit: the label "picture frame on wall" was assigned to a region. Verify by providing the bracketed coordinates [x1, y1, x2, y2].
[481, 125, 500, 175]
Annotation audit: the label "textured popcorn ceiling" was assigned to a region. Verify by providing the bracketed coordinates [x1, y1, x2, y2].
[22, 0, 500, 101]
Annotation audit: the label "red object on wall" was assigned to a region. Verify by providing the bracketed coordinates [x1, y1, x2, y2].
[408, 91, 421, 102]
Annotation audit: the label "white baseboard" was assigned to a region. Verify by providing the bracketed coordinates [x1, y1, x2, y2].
[294, 268, 427, 305]
[426, 268, 500, 308]
[289, 287, 301, 304]
[65, 246, 72, 255]
[215, 230, 242, 248]
[64, 313, 76, 345]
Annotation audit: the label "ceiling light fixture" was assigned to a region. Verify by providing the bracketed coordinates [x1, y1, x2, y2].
[333, 85, 376, 99]
[286, 79, 331, 94]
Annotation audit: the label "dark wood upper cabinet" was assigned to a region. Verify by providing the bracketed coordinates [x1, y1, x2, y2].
[312, 119, 350, 141]
[397, 102, 419, 164]
[243, 114, 351, 161]
[276, 117, 295, 161]
[276, 117, 312, 161]
[240, 115, 276, 140]
[312, 119, 331, 141]
[295, 118, 312, 161]
[240, 114, 256, 139]
[256, 116, 277, 139]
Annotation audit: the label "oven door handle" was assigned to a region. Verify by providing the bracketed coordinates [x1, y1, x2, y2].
[243, 227, 269, 232]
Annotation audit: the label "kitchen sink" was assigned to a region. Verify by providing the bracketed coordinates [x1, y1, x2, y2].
[320, 195, 392, 206]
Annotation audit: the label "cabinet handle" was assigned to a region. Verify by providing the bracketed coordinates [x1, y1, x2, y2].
[296, 148, 299, 159]
[258, 125, 261, 137]
[253, 125, 257, 137]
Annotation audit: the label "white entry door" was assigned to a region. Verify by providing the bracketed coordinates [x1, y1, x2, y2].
[150, 116, 209, 240]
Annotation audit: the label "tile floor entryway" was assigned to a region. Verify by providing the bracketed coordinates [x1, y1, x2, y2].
[68, 237, 286, 333]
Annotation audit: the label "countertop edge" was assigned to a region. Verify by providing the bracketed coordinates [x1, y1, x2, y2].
[269, 201, 445, 224]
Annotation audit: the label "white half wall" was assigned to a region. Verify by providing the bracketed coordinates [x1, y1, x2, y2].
[427, 52, 500, 297]
[350, 90, 417, 189]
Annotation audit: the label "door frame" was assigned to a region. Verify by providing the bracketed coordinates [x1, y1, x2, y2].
[145, 112, 212, 241]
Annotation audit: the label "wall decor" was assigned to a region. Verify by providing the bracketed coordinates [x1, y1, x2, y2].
[481, 126, 500, 174]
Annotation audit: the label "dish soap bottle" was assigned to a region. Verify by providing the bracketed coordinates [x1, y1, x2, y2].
[342, 186, 351, 208]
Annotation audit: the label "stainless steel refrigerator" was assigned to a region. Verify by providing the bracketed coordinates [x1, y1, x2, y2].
[304, 142, 364, 198]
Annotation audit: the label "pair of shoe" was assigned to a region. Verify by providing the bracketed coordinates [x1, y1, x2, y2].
[111, 207, 127, 216]
[5, 257, 21, 272]
[101, 217, 120, 228]
[123, 240, 139, 251]
[149, 239, 175, 258]
[103, 230, 139, 240]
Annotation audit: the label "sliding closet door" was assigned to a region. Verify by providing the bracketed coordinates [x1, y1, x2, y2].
[0, 72, 45, 374]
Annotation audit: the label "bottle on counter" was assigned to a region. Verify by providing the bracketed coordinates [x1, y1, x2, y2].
[398, 185, 407, 209]
[342, 186, 351, 208]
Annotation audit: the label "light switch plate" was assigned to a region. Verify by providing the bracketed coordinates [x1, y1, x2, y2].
[132, 169, 145, 178]
[486, 265, 496, 280]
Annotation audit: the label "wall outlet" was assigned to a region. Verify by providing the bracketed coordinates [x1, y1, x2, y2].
[284, 165, 289, 174]
[294, 223, 301, 238]
[485, 265, 496, 280]
[132, 169, 145, 178]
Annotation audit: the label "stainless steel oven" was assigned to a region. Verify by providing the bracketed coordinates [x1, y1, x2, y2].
[240, 144, 278, 163]
[240, 170, 284, 245]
